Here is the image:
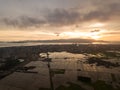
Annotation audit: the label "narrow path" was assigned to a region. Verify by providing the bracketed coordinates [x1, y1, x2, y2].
[48, 61, 54, 90]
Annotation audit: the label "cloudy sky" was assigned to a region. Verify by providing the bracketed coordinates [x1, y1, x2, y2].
[0, 0, 120, 41]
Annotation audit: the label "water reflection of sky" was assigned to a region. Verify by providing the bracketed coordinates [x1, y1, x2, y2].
[0, 52, 119, 90]
[48, 52, 120, 88]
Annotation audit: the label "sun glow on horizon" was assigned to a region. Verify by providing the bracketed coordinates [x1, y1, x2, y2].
[89, 35, 101, 40]
[60, 31, 102, 40]
[87, 32, 101, 40]
[89, 23, 105, 28]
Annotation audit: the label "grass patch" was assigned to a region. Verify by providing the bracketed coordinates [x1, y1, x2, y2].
[111, 73, 116, 82]
[39, 88, 51, 90]
[56, 82, 85, 90]
[77, 76, 91, 83]
[51, 69, 65, 74]
[92, 80, 114, 90]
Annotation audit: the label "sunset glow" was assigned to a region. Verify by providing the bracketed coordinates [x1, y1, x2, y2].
[0, 0, 119, 42]
[89, 23, 105, 28]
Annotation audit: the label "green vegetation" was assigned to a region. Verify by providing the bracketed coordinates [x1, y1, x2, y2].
[77, 76, 91, 83]
[102, 51, 120, 59]
[87, 57, 119, 68]
[92, 80, 114, 90]
[111, 73, 116, 82]
[0, 58, 21, 70]
[87, 51, 120, 59]
[39, 88, 51, 90]
[39, 82, 85, 90]
[56, 82, 85, 90]
[39, 81, 120, 90]
[51, 69, 65, 74]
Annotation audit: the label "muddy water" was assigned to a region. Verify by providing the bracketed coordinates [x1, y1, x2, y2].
[0, 52, 119, 90]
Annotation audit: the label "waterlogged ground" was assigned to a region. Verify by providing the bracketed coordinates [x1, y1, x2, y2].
[0, 52, 120, 90]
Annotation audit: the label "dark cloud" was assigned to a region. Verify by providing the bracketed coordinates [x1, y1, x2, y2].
[1, 16, 46, 28]
[83, 2, 120, 21]
[19, 16, 46, 28]
[74, 0, 120, 22]
[46, 2, 120, 25]
[45, 0, 120, 25]
[84, 10, 109, 21]
[45, 9, 81, 26]
[0, 1, 120, 28]
[0, 9, 81, 28]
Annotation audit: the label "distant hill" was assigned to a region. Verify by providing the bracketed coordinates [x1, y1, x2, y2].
[8, 38, 106, 43]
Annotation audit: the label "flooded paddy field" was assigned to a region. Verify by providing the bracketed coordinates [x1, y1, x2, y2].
[0, 44, 120, 90]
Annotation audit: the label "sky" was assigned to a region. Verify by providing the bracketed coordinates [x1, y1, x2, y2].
[0, 0, 120, 41]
